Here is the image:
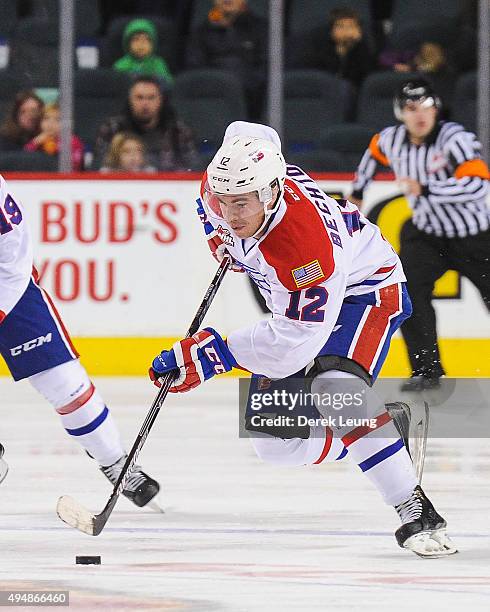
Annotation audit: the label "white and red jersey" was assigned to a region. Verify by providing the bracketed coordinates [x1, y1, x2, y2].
[200, 165, 406, 378]
[0, 175, 33, 323]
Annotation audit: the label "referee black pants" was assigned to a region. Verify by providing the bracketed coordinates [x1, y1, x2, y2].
[399, 221, 490, 377]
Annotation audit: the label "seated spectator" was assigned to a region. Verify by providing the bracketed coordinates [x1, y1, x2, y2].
[23, 102, 84, 171]
[100, 132, 156, 173]
[186, 0, 267, 118]
[383, 41, 456, 115]
[291, 7, 374, 88]
[94, 75, 198, 171]
[0, 91, 44, 151]
[113, 18, 173, 86]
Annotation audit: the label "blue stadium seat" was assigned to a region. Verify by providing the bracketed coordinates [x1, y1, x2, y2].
[284, 70, 352, 150]
[0, 151, 58, 171]
[74, 69, 132, 150]
[172, 69, 248, 151]
[357, 71, 420, 130]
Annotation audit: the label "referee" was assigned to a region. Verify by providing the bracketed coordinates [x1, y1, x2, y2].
[349, 78, 490, 390]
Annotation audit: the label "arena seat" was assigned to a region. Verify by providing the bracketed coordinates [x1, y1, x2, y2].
[172, 69, 248, 151]
[74, 69, 132, 150]
[283, 70, 352, 150]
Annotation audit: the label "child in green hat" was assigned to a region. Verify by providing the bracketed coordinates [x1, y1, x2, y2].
[113, 18, 173, 85]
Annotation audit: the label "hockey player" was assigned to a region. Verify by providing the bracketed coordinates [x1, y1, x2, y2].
[149, 122, 456, 557]
[0, 174, 159, 507]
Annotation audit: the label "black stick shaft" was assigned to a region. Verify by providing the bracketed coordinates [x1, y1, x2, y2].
[92, 255, 232, 535]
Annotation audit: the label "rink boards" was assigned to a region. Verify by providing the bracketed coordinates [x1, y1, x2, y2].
[0, 172, 488, 377]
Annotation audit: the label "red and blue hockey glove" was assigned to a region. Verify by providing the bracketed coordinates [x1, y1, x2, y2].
[149, 327, 238, 393]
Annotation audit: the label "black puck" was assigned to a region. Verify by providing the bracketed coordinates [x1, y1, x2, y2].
[76, 555, 101, 565]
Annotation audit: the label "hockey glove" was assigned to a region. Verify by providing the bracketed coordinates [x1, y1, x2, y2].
[196, 198, 244, 272]
[149, 327, 237, 393]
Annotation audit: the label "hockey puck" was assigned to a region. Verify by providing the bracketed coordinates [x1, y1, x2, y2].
[75, 555, 101, 565]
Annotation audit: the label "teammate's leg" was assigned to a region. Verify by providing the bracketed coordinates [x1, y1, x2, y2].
[399, 221, 448, 384]
[0, 278, 160, 508]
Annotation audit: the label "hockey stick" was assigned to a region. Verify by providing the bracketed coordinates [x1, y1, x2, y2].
[412, 401, 430, 483]
[56, 255, 232, 536]
[386, 401, 430, 482]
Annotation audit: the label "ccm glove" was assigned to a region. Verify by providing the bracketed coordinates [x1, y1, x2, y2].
[149, 327, 237, 392]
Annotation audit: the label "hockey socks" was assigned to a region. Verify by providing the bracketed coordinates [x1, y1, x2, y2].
[29, 360, 125, 467]
[311, 371, 418, 505]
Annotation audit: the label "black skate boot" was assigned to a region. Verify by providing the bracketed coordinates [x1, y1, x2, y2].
[386, 401, 429, 482]
[0, 443, 8, 484]
[400, 374, 441, 392]
[100, 455, 162, 510]
[394, 485, 457, 557]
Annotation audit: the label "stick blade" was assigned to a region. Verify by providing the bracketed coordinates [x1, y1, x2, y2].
[56, 495, 97, 536]
[413, 402, 430, 483]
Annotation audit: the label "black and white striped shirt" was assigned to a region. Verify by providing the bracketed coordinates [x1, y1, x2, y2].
[352, 121, 490, 238]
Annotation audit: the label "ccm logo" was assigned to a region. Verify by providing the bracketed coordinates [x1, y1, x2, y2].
[204, 346, 227, 374]
[10, 333, 53, 357]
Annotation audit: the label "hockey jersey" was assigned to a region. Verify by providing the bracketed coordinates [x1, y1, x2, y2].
[198, 165, 406, 378]
[0, 175, 33, 323]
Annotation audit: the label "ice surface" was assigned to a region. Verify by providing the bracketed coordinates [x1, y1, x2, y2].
[0, 377, 489, 611]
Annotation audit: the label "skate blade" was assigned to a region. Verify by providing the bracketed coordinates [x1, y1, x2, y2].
[0, 458, 8, 485]
[404, 528, 458, 558]
[144, 493, 165, 514]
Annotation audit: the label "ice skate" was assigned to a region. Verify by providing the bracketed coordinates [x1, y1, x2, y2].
[100, 455, 163, 512]
[0, 443, 8, 485]
[400, 374, 441, 392]
[394, 485, 457, 558]
[386, 401, 429, 482]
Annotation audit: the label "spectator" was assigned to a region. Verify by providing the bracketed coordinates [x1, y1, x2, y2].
[0, 91, 44, 151]
[94, 75, 198, 171]
[186, 0, 267, 118]
[100, 132, 156, 173]
[291, 7, 374, 88]
[23, 103, 84, 171]
[113, 18, 173, 86]
[383, 41, 456, 115]
[349, 78, 490, 391]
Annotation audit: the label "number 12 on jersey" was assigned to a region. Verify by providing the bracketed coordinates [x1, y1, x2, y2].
[285, 286, 328, 322]
[0, 194, 23, 235]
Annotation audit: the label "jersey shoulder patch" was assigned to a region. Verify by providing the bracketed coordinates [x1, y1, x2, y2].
[259, 180, 335, 291]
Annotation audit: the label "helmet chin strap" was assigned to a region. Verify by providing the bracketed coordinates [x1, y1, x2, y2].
[252, 179, 284, 239]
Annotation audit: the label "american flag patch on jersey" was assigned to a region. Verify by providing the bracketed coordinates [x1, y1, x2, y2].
[291, 259, 324, 288]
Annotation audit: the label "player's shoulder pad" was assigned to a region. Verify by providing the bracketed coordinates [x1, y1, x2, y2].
[259, 179, 335, 292]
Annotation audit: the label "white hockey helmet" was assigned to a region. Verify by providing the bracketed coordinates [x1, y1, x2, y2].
[203, 136, 286, 234]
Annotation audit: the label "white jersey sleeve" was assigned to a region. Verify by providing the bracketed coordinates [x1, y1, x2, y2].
[0, 175, 33, 321]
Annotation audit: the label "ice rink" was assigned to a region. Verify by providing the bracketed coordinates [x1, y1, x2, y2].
[1, 376, 489, 611]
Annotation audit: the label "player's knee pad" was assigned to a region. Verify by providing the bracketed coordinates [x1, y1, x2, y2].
[28, 359, 92, 411]
[250, 423, 344, 466]
[310, 368, 378, 437]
